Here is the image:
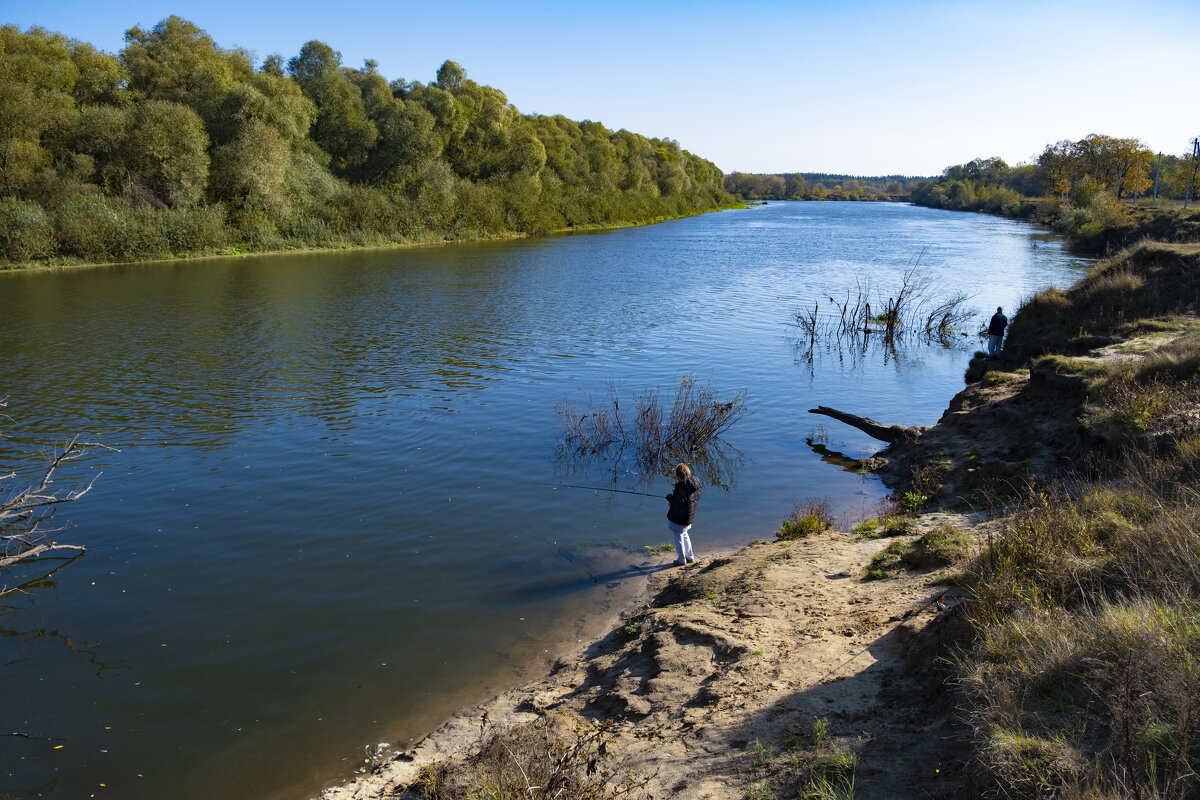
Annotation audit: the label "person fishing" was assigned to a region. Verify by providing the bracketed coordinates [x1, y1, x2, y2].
[665, 463, 702, 566]
[986, 306, 1008, 357]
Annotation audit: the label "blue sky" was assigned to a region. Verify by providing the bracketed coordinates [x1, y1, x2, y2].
[4, 0, 1196, 176]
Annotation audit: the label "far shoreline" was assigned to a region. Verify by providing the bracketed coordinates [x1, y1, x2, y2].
[0, 203, 754, 275]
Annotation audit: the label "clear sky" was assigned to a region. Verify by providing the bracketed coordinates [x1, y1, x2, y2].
[4, 0, 1197, 177]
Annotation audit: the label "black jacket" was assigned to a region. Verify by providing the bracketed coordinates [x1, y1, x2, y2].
[988, 312, 1008, 336]
[666, 476, 702, 525]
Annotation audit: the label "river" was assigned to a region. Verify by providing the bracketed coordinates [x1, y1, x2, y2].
[0, 201, 1089, 799]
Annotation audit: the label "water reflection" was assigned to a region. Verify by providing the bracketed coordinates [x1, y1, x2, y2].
[0, 556, 131, 682]
[806, 439, 871, 473]
[789, 323, 978, 378]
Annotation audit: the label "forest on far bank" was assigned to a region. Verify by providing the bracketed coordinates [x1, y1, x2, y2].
[0, 17, 734, 267]
[908, 135, 1200, 253]
[724, 135, 1198, 209]
[726, 134, 1200, 254]
[724, 171, 927, 201]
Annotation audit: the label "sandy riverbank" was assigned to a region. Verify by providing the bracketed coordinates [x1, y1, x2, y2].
[314, 504, 985, 799]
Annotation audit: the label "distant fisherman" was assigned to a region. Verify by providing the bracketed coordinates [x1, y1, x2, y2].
[665, 463, 702, 566]
[986, 306, 1008, 357]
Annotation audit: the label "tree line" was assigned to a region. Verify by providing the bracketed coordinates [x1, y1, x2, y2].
[724, 172, 927, 201]
[908, 134, 1200, 252]
[0, 17, 734, 266]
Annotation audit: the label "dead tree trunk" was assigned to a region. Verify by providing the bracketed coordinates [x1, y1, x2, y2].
[808, 406, 921, 444]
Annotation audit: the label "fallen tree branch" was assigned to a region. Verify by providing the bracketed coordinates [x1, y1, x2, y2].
[2, 433, 115, 571]
[0, 543, 86, 569]
[807, 406, 921, 444]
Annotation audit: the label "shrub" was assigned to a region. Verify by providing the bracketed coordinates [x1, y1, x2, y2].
[1104, 379, 1171, 433]
[54, 195, 170, 262]
[776, 498, 834, 540]
[283, 217, 336, 246]
[0, 197, 56, 264]
[161, 205, 228, 254]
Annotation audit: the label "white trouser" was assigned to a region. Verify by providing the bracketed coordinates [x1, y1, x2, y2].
[668, 521, 694, 563]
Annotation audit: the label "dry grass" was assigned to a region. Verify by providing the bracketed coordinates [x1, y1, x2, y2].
[405, 712, 652, 800]
[1000, 243, 1200, 366]
[938, 243, 1200, 798]
[956, 465, 1200, 798]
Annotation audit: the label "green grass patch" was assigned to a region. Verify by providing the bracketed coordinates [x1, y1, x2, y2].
[980, 370, 1019, 387]
[864, 541, 909, 580]
[852, 514, 914, 540]
[1033, 354, 1112, 378]
[901, 524, 972, 569]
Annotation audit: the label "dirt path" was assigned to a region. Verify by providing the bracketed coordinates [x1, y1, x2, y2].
[320, 511, 987, 799]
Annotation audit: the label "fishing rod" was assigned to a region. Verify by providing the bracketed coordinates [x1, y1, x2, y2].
[530, 481, 661, 498]
[527, 526, 598, 583]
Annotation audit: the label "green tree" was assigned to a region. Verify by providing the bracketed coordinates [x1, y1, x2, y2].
[362, 100, 441, 188]
[0, 26, 80, 196]
[70, 42, 128, 106]
[209, 120, 290, 214]
[123, 99, 209, 206]
[287, 40, 377, 173]
[1036, 140, 1075, 198]
[435, 60, 465, 91]
[121, 16, 254, 132]
[69, 104, 129, 189]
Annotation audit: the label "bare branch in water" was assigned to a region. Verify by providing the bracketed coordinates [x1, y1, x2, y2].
[2, 432, 116, 576]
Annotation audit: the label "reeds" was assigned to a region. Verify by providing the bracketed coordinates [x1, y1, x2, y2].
[555, 375, 747, 479]
[790, 255, 978, 365]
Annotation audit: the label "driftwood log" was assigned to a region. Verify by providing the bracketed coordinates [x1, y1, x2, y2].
[808, 406, 921, 444]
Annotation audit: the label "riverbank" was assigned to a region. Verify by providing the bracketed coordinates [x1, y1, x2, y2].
[314, 241, 1200, 799]
[317, 513, 979, 800]
[0, 203, 750, 273]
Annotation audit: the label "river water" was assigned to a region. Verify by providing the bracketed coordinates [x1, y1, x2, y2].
[0, 202, 1089, 799]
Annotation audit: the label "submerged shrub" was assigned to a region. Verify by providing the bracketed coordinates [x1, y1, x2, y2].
[555, 375, 747, 479]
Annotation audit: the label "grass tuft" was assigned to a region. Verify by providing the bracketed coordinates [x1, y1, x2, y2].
[776, 498, 835, 541]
